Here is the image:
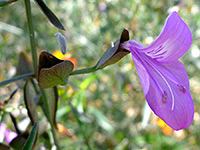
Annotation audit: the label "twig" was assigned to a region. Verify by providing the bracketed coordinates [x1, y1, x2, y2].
[0, 73, 35, 87]
[24, 0, 38, 75]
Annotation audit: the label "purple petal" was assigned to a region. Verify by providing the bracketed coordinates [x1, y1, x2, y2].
[134, 12, 192, 63]
[126, 41, 150, 95]
[0, 122, 6, 133]
[131, 50, 194, 130]
[0, 123, 6, 142]
[5, 130, 17, 144]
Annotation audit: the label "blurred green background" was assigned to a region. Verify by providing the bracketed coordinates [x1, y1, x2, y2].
[0, 0, 200, 149]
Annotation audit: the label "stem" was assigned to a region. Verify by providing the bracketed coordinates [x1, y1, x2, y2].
[24, 0, 60, 148]
[24, 0, 38, 75]
[40, 88, 60, 150]
[70, 65, 100, 76]
[0, 73, 35, 87]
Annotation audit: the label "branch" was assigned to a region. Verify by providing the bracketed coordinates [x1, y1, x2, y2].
[0, 73, 35, 87]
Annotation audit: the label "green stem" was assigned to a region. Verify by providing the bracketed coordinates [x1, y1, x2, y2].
[0, 73, 35, 87]
[70, 65, 100, 76]
[40, 88, 60, 150]
[24, 0, 38, 75]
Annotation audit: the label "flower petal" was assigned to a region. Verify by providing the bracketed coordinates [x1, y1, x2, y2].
[5, 130, 17, 144]
[136, 12, 192, 63]
[131, 51, 150, 95]
[131, 51, 194, 130]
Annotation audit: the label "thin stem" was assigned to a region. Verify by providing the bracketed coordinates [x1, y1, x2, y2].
[40, 88, 60, 150]
[0, 73, 35, 87]
[24, 0, 38, 75]
[0, 65, 101, 86]
[70, 65, 100, 76]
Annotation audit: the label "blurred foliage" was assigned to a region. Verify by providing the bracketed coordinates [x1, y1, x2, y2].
[0, 0, 200, 150]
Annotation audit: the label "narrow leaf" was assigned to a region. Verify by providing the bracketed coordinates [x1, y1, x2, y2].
[34, 0, 65, 30]
[43, 87, 58, 128]
[89, 107, 113, 133]
[24, 80, 38, 125]
[22, 122, 38, 150]
[96, 29, 129, 69]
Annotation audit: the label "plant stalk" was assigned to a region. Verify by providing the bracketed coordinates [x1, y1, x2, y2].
[70, 65, 100, 76]
[24, 0, 38, 75]
[24, 0, 59, 149]
[0, 65, 101, 87]
[40, 88, 60, 150]
[0, 73, 35, 87]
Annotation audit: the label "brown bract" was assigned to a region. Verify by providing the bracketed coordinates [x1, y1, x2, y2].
[96, 29, 130, 69]
[37, 51, 74, 88]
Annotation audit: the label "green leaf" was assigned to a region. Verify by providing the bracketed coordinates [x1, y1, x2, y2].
[89, 107, 114, 133]
[22, 123, 38, 150]
[41, 87, 59, 128]
[80, 74, 97, 90]
[34, 0, 65, 30]
[70, 103, 91, 123]
[38, 51, 74, 88]
[24, 80, 38, 125]
[16, 51, 33, 75]
[96, 29, 130, 69]
[74, 74, 98, 112]
[0, 143, 10, 150]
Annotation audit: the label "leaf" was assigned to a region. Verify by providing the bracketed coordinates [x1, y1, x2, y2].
[96, 29, 130, 69]
[34, 0, 65, 30]
[37, 51, 74, 88]
[24, 80, 38, 125]
[89, 107, 114, 133]
[22, 123, 38, 150]
[69, 103, 91, 123]
[0, 143, 10, 150]
[74, 74, 98, 112]
[80, 74, 97, 90]
[17, 51, 33, 75]
[43, 87, 58, 128]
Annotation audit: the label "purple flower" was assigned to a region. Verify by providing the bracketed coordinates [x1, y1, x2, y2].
[0, 122, 17, 144]
[5, 130, 17, 144]
[121, 12, 194, 130]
